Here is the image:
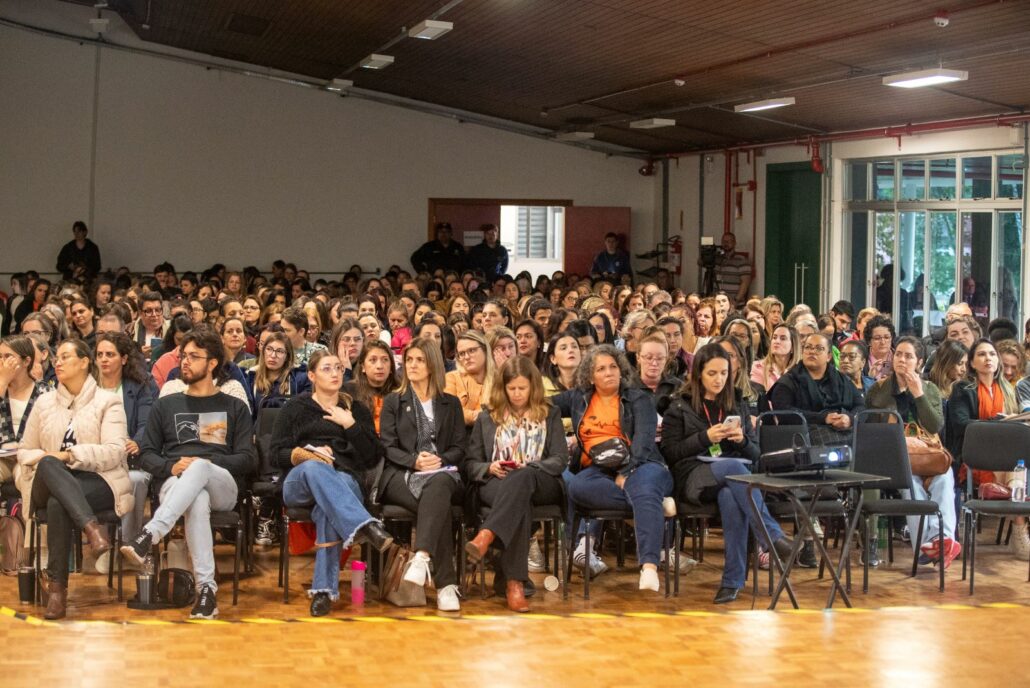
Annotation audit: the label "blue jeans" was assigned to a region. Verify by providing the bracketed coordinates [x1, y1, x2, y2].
[707, 459, 785, 589]
[900, 471, 957, 549]
[283, 460, 378, 600]
[567, 463, 673, 566]
[563, 467, 602, 545]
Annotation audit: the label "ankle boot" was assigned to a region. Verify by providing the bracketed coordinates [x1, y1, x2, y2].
[44, 579, 67, 620]
[358, 522, 394, 553]
[81, 520, 112, 557]
[505, 579, 529, 613]
[465, 529, 495, 564]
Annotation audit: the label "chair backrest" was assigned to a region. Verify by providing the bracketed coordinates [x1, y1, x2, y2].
[254, 406, 282, 478]
[757, 410, 809, 454]
[962, 420, 1030, 479]
[852, 410, 912, 490]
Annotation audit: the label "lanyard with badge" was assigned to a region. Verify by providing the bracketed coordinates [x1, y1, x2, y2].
[703, 403, 724, 457]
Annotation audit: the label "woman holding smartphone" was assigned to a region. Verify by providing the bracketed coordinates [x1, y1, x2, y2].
[661, 343, 793, 604]
[465, 357, 568, 612]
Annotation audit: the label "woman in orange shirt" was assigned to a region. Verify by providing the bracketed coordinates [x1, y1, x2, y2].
[345, 340, 399, 435]
[445, 331, 495, 430]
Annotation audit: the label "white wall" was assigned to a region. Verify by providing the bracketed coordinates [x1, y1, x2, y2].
[0, 3, 656, 279]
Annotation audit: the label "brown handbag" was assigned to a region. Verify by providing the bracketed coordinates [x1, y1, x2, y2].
[904, 422, 952, 478]
[378, 543, 427, 607]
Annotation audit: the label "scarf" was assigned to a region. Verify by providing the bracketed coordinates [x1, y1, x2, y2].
[404, 389, 460, 498]
[976, 380, 1005, 420]
[789, 363, 849, 412]
[492, 415, 546, 466]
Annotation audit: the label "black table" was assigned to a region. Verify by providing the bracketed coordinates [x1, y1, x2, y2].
[727, 470, 889, 610]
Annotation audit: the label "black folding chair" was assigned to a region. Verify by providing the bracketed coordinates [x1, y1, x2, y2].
[28, 507, 125, 605]
[960, 421, 1030, 594]
[852, 410, 944, 593]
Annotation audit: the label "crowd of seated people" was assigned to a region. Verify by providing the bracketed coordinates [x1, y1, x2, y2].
[3, 223, 1030, 620]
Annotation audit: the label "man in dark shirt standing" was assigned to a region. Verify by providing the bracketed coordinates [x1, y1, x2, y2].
[410, 222, 465, 274]
[466, 223, 509, 281]
[590, 232, 633, 281]
[56, 221, 101, 281]
[121, 329, 255, 619]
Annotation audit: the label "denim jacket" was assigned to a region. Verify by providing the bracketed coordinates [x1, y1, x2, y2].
[552, 385, 665, 476]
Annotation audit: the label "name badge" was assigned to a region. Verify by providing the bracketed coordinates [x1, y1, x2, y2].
[709, 443, 722, 457]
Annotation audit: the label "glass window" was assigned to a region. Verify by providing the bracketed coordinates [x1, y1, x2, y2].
[927, 212, 957, 331]
[874, 212, 896, 315]
[897, 212, 925, 336]
[999, 211, 1023, 324]
[874, 161, 895, 201]
[997, 154, 1025, 199]
[848, 212, 869, 308]
[929, 158, 956, 200]
[960, 212, 993, 323]
[847, 163, 869, 201]
[900, 160, 925, 201]
[962, 157, 992, 199]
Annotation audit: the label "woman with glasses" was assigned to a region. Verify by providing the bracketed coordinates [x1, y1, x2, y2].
[241, 297, 263, 338]
[246, 332, 309, 417]
[330, 317, 364, 382]
[17, 339, 132, 619]
[750, 324, 800, 392]
[635, 331, 680, 417]
[272, 349, 394, 616]
[863, 315, 896, 381]
[445, 331, 495, 430]
[379, 337, 466, 611]
[619, 310, 656, 368]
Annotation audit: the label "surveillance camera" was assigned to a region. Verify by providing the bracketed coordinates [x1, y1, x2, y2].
[673, 79, 686, 87]
[934, 12, 949, 27]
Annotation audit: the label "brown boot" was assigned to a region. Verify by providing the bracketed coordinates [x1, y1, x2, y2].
[81, 520, 112, 557]
[506, 579, 529, 613]
[465, 529, 495, 564]
[44, 579, 67, 620]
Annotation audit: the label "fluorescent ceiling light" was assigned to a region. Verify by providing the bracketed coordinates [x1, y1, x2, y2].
[326, 78, 353, 92]
[734, 97, 796, 113]
[408, 19, 453, 40]
[883, 68, 968, 88]
[555, 131, 595, 142]
[361, 54, 394, 70]
[630, 118, 676, 129]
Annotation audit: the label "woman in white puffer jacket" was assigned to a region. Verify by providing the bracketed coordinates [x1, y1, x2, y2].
[17, 339, 132, 620]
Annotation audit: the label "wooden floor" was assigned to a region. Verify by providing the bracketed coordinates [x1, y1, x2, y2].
[3, 520, 1029, 686]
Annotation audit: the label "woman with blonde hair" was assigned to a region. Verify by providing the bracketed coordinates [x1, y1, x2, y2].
[465, 357, 568, 612]
[760, 296, 784, 335]
[750, 324, 800, 392]
[445, 330, 495, 429]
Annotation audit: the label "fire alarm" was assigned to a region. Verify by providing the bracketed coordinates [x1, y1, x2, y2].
[934, 11, 949, 27]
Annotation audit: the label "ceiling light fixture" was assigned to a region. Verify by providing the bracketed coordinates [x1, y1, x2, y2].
[630, 118, 676, 129]
[555, 131, 595, 142]
[326, 78, 353, 92]
[734, 97, 796, 113]
[360, 54, 395, 70]
[882, 67, 968, 88]
[408, 19, 453, 40]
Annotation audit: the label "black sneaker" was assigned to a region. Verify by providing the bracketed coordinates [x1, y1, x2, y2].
[189, 584, 218, 620]
[120, 530, 152, 567]
[798, 540, 818, 568]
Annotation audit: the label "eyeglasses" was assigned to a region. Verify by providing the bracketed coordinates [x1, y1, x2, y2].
[870, 335, 892, 342]
[316, 365, 345, 374]
[264, 347, 287, 357]
[339, 336, 363, 344]
[182, 353, 210, 364]
[839, 352, 862, 360]
[802, 345, 827, 353]
[142, 308, 163, 316]
[456, 348, 481, 359]
[640, 355, 666, 365]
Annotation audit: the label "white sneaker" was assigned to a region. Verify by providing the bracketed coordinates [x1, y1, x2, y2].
[639, 567, 660, 592]
[403, 551, 432, 586]
[660, 549, 698, 573]
[1011, 525, 1030, 561]
[436, 584, 461, 611]
[527, 538, 546, 573]
[572, 538, 609, 577]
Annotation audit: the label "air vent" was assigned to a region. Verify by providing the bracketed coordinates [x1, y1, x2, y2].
[224, 13, 271, 37]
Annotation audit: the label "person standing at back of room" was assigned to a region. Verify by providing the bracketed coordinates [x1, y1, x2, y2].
[56, 220, 102, 281]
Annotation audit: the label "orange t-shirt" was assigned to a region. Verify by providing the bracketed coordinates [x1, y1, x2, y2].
[578, 393, 626, 466]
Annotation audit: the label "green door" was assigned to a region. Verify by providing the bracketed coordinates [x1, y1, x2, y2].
[764, 162, 823, 310]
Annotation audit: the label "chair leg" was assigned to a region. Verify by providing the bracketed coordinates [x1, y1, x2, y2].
[616, 520, 625, 569]
[1006, 521, 1014, 547]
[542, 521, 551, 574]
[995, 517, 1006, 545]
[969, 512, 977, 595]
[233, 523, 242, 606]
[698, 519, 706, 563]
[961, 509, 970, 581]
[555, 517, 565, 597]
[862, 516, 870, 594]
[34, 520, 42, 607]
[936, 512, 945, 593]
[583, 518, 592, 600]
[282, 514, 291, 604]
[911, 516, 925, 578]
[564, 514, 579, 602]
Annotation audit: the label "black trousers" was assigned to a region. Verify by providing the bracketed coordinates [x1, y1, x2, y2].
[380, 469, 463, 588]
[479, 468, 563, 582]
[31, 456, 114, 585]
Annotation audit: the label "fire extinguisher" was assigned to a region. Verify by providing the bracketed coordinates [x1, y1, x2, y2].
[666, 236, 683, 275]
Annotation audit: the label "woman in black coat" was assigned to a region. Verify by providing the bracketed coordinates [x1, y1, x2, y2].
[271, 349, 394, 617]
[465, 356, 568, 612]
[379, 337, 466, 611]
[661, 344, 793, 604]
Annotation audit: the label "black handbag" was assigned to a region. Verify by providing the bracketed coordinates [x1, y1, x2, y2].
[588, 437, 631, 471]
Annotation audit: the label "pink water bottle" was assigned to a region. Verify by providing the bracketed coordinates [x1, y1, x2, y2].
[351, 561, 366, 606]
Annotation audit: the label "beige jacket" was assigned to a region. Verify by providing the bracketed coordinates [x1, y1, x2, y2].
[16, 376, 133, 518]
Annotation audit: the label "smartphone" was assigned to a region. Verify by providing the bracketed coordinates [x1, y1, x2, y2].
[499, 460, 518, 469]
[149, 337, 162, 350]
[724, 416, 741, 429]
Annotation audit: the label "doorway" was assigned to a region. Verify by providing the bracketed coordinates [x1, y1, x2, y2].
[765, 163, 823, 310]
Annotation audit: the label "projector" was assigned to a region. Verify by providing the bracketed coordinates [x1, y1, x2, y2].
[759, 444, 852, 475]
